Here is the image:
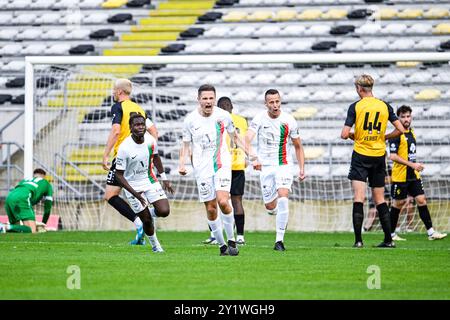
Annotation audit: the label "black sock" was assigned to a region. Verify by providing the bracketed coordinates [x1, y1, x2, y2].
[108, 195, 137, 222]
[418, 205, 433, 230]
[353, 202, 364, 243]
[234, 214, 245, 236]
[377, 203, 392, 243]
[390, 207, 401, 233]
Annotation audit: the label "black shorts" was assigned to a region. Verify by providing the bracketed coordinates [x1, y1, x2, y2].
[230, 170, 245, 196]
[391, 179, 425, 200]
[106, 158, 121, 186]
[348, 151, 386, 188]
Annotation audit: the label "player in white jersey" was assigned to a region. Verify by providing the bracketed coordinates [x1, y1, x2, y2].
[115, 113, 174, 253]
[245, 89, 306, 251]
[179, 84, 241, 256]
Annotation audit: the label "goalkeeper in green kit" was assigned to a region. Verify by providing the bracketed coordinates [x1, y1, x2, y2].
[0, 168, 53, 233]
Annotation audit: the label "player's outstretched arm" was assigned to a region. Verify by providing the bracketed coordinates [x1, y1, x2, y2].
[115, 170, 147, 207]
[178, 141, 190, 176]
[385, 120, 405, 140]
[103, 124, 121, 170]
[292, 137, 306, 181]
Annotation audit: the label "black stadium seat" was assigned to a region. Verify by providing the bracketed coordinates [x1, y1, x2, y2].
[6, 77, 25, 88]
[312, 41, 337, 51]
[36, 77, 57, 88]
[330, 25, 355, 35]
[197, 11, 223, 22]
[90, 29, 115, 39]
[11, 94, 24, 104]
[347, 9, 372, 19]
[107, 13, 133, 23]
[215, 0, 238, 7]
[69, 44, 95, 54]
[0, 94, 12, 104]
[161, 43, 186, 53]
[440, 40, 450, 50]
[179, 28, 204, 38]
[126, 0, 150, 8]
[141, 64, 166, 71]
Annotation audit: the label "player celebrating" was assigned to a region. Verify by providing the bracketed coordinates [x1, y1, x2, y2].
[388, 105, 447, 241]
[102, 78, 158, 245]
[115, 113, 173, 252]
[244, 89, 306, 251]
[1, 168, 53, 233]
[341, 74, 405, 248]
[179, 84, 240, 256]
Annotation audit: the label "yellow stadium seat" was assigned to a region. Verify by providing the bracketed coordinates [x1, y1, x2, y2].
[58, 165, 105, 177]
[433, 23, 450, 34]
[121, 32, 179, 41]
[139, 16, 197, 25]
[374, 8, 398, 20]
[47, 97, 104, 108]
[396, 61, 420, 68]
[274, 9, 297, 21]
[397, 8, 423, 19]
[83, 65, 142, 76]
[70, 148, 105, 162]
[101, 0, 127, 9]
[56, 90, 110, 98]
[158, 1, 214, 10]
[423, 8, 448, 19]
[150, 9, 206, 17]
[222, 11, 248, 22]
[321, 9, 348, 20]
[297, 9, 323, 20]
[131, 25, 187, 32]
[304, 147, 325, 160]
[67, 81, 113, 90]
[113, 41, 168, 48]
[103, 48, 160, 56]
[246, 11, 274, 22]
[292, 107, 317, 119]
[414, 89, 441, 101]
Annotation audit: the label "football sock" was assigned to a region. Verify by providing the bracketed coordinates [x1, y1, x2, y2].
[276, 197, 289, 243]
[427, 227, 435, 237]
[418, 205, 433, 230]
[208, 216, 225, 246]
[108, 196, 137, 222]
[352, 202, 364, 243]
[267, 207, 278, 215]
[133, 216, 143, 230]
[7, 225, 32, 233]
[208, 225, 215, 238]
[221, 211, 236, 242]
[376, 202, 392, 243]
[148, 207, 157, 219]
[234, 214, 245, 236]
[147, 234, 159, 248]
[390, 207, 401, 236]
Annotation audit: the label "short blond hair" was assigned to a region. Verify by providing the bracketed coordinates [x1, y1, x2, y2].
[354, 74, 374, 92]
[114, 78, 132, 95]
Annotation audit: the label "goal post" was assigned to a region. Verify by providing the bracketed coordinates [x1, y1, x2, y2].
[24, 52, 450, 232]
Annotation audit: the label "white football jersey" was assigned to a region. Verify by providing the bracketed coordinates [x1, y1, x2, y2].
[249, 111, 300, 166]
[182, 107, 235, 178]
[116, 132, 159, 191]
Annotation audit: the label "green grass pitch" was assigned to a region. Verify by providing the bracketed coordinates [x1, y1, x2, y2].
[0, 231, 448, 300]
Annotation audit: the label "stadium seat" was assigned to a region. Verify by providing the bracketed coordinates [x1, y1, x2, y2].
[381, 23, 408, 35]
[291, 106, 317, 119]
[54, 0, 79, 8]
[423, 8, 449, 19]
[307, 25, 331, 36]
[347, 9, 371, 19]
[286, 40, 313, 51]
[47, 44, 72, 55]
[379, 72, 406, 84]
[390, 88, 414, 100]
[432, 72, 450, 83]
[36, 13, 64, 24]
[374, 8, 398, 20]
[233, 25, 257, 37]
[321, 9, 347, 20]
[16, 13, 38, 25]
[302, 72, 328, 84]
[414, 89, 441, 101]
[17, 29, 42, 40]
[67, 29, 91, 40]
[408, 23, 432, 35]
[298, 9, 323, 20]
[0, 44, 23, 56]
[222, 11, 248, 22]
[83, 12, 109, 24]
[330, 25, 355, 35]
[227, 74, 252, 85]
[335, 90, 357, 102]
[433, 23, 450, 35]
[102, 0, 127, 8]
[209, 41, 236, 53]
[405, 72, 433, 84]
[180, 28, 204, 38]
[282, 25, 306, 36]
[327, 72, 354, 84]
[252, 73, 277, 84]
[2, 60, 25, 72]
[0, 13, 14, 24]
[240, 41, 262, 53]
[355, 23, 381, 35]
[0, 29, 19, 40]
[309, 90, 335, 101]
[336, 39, 364, 51]
[414, 39, 441, 50]
[304, 147, 325, 160]
[0, 94, 12, 104]
[274, 9, 297, 21]
[365, 39, 390, 51]
[397, 8, 423, 19]
[389, 39, 416, 50]
[423, 106, 450, 117]
[246, 11, 274, 22]
[254, 25, 282, 37]
[6, 0, 33, 9]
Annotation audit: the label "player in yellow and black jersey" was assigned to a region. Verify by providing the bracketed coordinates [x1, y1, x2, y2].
[341, 74, 405, 248]
[102, 79, 160, 245]
[388, 105, 447, 241]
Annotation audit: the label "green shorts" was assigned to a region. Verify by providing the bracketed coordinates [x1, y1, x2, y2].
[4, 188, 35, 224]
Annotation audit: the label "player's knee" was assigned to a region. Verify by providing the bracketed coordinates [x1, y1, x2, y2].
[217, 199, 230, 211]
[265, 202, 276, 211]
[157, 208, 170, 218]
[416, 196, 426, 206]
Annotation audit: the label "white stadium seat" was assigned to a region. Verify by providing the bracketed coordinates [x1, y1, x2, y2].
[232, 26, 257, 37]
[22, 44, 47, 55]
[2, 60, 25, 72]
[36, 13, 64, 24]
[414, 39, 441, 50]
[17, 29, 42, 40]
[302, 72, 328, 84]
[0, 13, 14, 25]
[227, 74, 252, 86]
[281, 25, 306, 36]
[391, 88, 415, 100]
[275, 73, 303, 85]
[327, 72, 354, 84]
[355, 23, 382, 35]
[254, 25, 282, 37]
[306, 25, 331, 36]
[203, 26, 230, 38]
[6, 0, 33, 9]
[209, 41, 236, 53]
[30, 0, 55, 9]
[389, 39, 416, 50]
[379, 72, 406, 84]
[45, 29, 70, 40]
[286, 40, 313, 51]
[408, 23, 433, 34]
[15, 13, 38, 25]
[83, 12, 109, 24]
[0, 44, 23, 55]
[381, 23, 408, 35]
[240, 41, 262, 53]
[252, 73, 277, 85]
[309, 90, 335, 102]
[432, 72, 450, 83]
[405, 72, 433, 84]
[0, 29, 19, 40]
[47, 44, 72, 55]
[365, 39, 390, 51]
[66, 29, 91, 40]
[336, 39, 364, 51]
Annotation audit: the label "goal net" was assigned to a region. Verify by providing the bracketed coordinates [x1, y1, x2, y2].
[25, 54, 450, 232]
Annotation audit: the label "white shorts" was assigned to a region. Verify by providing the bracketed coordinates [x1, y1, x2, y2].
[196, 167, 231, 202]
[125, 182, 167, 213]
[259, 166, 294, 204]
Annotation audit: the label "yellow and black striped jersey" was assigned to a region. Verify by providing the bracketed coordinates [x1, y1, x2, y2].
[230, 113, 248, 171]
[344, 97, 397, 157]
[389, 128, 420, 182]
[111, 99, 147, 157]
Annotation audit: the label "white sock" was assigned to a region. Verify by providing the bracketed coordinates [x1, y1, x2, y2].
[427, 228, 435, 236]
[391, 232, 396, 237]
[149, 207, 157, 218]
[147, 234, 159, 248]
[267, 207, 278, 215]
[208, 215, 225, 246]
[221, 211, 236, 242]
[133, 217, 143, 230]
[276, 197, 289, 242]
